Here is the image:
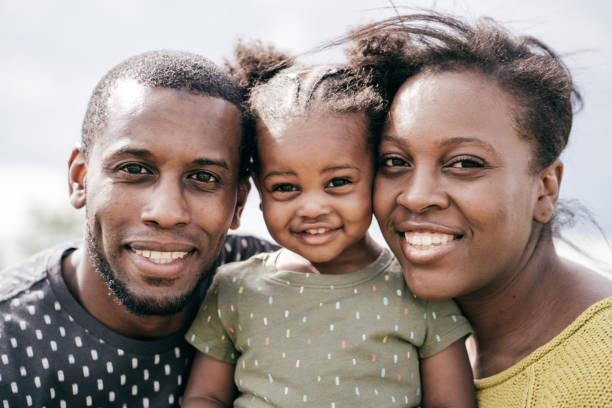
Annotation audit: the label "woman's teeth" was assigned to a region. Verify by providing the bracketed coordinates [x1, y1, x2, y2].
[133, 249, 188, 264]
[404, 232, 455, 248]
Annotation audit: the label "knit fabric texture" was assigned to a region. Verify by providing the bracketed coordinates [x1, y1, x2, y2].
[475, 297, 612, 407]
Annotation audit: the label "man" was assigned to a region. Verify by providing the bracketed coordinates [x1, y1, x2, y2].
[0, 50, 275, 407]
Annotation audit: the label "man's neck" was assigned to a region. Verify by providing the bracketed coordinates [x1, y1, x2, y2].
[62, 245, 195, 339]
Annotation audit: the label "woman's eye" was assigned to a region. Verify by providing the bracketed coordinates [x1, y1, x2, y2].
[272, 183, 297, 192]
[326, 178, 351, 188]
[189, 171, 218, 183]
[381, 157, 409, 167]
[120, 164, 149, 174]
[448, 157, 485, 169]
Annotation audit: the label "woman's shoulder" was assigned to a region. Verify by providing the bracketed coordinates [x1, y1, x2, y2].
[475, 297, 612, 406]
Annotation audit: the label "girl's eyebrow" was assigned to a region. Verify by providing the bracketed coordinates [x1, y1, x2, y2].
[263, 170, 296, 181]
[321, 165, 360, 173]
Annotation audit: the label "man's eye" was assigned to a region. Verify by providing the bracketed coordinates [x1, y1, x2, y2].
[189, 171, 218, 183]
[326, 178, 351, 188]
[272, 184, 297, 192]
[448, 156, 485, 169]
[120, 164, 149, 174]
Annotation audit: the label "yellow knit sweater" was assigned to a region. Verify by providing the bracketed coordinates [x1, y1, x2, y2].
[475, 297, 612, 407]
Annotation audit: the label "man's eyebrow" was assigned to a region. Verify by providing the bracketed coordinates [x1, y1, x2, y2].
[107, 148, 229, 169]
[193, 158, 229, 170]
[107, 147, 154, 159]
[439, 137, 496, 152]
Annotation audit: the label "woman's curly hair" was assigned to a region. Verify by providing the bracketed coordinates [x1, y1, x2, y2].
[336, 12, 581, 171]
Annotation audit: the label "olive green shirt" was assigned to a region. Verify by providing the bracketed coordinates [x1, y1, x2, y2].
[186, 249, 471, 407]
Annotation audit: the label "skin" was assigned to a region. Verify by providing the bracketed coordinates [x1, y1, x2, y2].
[375, 70, 612, 379]
[64, 82, 249, 339]
[184, 111, 475, 408]
[255, 111, 380, 275]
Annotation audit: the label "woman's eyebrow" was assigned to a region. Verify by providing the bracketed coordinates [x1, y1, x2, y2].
[439, 137, 496, 153]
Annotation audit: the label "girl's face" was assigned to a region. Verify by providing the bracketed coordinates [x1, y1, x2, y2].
[255, 112, 374, 268]
[374, 70, 553, 300]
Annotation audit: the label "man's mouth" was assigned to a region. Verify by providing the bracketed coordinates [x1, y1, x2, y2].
[132, 249, 190, 264]
[403, 232, 461, 249]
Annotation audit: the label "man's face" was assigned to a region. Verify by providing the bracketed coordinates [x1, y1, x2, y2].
[72, 81, 246, 315]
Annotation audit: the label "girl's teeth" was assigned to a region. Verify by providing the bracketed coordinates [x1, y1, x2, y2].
[404, 232, 455, 248]
[133, 249, 188, 264]
[305, 228, 328, 235]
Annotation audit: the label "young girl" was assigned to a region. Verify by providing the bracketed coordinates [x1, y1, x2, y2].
[182, 43, 474, 408]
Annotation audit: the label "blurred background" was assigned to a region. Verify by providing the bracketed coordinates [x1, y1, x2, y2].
[1, 0, 610, 271]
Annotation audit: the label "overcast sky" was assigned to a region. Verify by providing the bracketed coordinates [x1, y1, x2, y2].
[1, 0, 611, 266]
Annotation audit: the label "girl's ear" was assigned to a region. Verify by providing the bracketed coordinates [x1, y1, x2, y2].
[533, 159, 563, 224]
[68, 148, 87, 209]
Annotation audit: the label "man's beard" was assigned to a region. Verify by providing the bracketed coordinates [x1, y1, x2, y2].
[85, 223, 202, 317]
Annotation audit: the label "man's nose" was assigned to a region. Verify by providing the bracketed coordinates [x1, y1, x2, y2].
[141, 175, 190, 228]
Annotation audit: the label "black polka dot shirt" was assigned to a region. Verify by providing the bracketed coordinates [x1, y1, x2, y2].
[0, 235, 277, 408]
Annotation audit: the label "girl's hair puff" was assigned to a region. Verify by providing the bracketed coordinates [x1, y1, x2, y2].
[226, 41, 386, 173]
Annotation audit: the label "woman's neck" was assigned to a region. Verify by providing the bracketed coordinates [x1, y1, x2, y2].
[459, 233, 612, 379]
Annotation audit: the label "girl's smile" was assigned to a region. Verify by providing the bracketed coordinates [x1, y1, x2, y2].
[255, 111, 379, 274]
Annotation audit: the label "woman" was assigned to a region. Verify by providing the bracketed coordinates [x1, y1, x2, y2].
[342, 13, 612, 407]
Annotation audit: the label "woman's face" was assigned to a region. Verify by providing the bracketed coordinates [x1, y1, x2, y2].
[374, 70, 550, 301]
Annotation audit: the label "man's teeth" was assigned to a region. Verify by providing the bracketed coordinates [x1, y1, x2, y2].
[404, 232, 455, 247]
[305, 228, 329, 235]
[133, 249, 188, 264]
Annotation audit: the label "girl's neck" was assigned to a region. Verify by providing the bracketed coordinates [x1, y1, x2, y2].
[277, 234, 382, 275]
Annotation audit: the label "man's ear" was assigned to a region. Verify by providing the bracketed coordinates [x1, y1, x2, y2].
[230, 177, 251, 230]
[68, 148, 87, 209]
[533, 159, 563, 224]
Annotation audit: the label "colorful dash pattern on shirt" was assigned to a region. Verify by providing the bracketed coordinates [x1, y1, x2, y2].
[186, 248, 472, 407]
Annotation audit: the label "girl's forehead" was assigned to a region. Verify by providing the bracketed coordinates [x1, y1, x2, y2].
[258, 111, 369, 142]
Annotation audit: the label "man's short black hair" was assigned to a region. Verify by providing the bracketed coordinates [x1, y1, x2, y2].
[81, 50, 250, 175]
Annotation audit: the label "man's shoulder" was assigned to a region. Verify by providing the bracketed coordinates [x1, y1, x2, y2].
[0, 243, 76, 303]
[219, 233, 278, 264]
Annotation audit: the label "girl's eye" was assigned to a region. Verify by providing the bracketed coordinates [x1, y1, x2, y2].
[189, 171, 218, 183]
[120, 163, 150, 174]
[326, 178, 351, 188]
[447, 156, 485, 169]
[272, 183, 297, 192]
[380, 157, 409, 168]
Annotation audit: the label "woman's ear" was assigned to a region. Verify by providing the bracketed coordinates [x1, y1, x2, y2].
[534, 159, 563, 223]
[68, 148, 87, 209]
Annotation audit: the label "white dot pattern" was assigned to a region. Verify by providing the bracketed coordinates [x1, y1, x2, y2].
[0, 236, 277, 407]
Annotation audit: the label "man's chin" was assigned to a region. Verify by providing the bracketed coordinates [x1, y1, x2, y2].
[114, 289, 193, 317]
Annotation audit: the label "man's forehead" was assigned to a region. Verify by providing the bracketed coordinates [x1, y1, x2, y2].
[107, 79, 150, 115]
[92, 82, 242, 163]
